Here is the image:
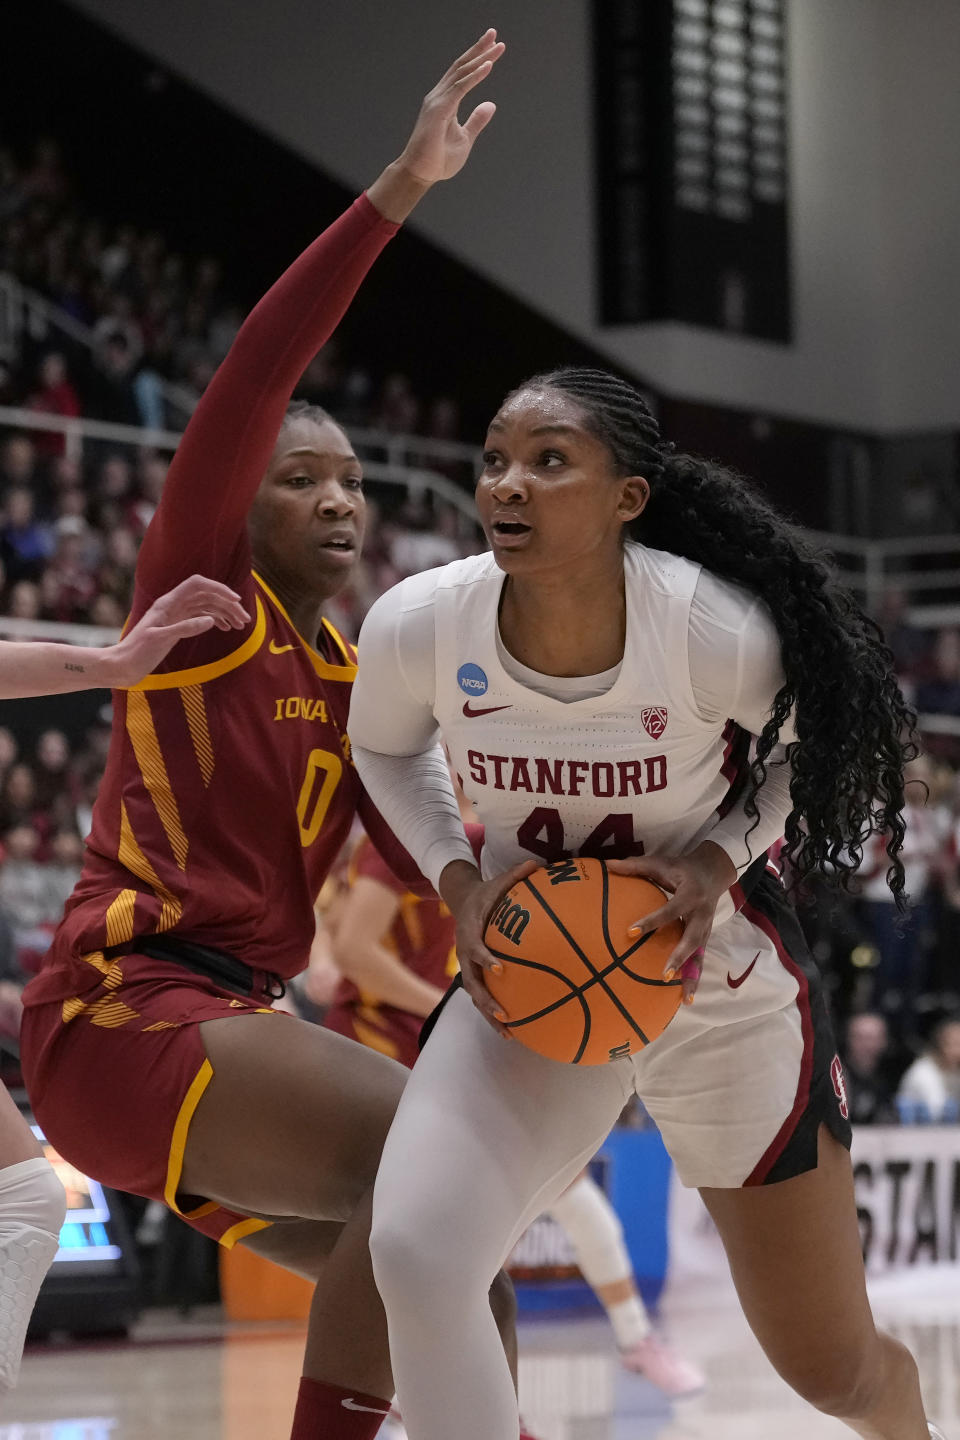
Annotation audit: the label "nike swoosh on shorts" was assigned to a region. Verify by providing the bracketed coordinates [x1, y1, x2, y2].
[269, 640, 295, 654]
[726, 951, 760, 989]
[341, 1398, 391, 1414]
[462, 701, 512, 717]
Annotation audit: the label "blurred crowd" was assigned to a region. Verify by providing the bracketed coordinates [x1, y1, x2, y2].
[0, 137, 471, 450]
[2, 139, 960, 1124]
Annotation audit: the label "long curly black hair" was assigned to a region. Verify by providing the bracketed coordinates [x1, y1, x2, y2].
[514, 366, 918, 905]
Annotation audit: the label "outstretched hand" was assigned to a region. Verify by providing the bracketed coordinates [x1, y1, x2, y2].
[607, 841, 737, 1004]
[398, 29, 504, 186]
[111, 575, 249, 687]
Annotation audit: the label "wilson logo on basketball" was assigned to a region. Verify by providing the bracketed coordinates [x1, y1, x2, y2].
[830, 1054, 850, 1120]
[489, 896, 531, 945]
[608, 1041, 631, 1061]
[640, 706, 668, 739]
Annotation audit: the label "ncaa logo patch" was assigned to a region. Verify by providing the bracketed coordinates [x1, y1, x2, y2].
[830, 1054, 849, 1120]
[458, 663, 489, 697]
[641, 706, 668, 739]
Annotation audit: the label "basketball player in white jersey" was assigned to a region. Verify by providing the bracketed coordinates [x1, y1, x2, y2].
[348, 368, 945, 1440]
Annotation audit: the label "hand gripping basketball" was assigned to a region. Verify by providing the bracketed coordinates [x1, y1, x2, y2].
[483, 857, 685, 1065]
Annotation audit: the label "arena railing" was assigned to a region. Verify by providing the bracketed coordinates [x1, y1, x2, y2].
[0, 403, 483, 535]
[2, 404, 960, 622]
[0, 274, 200, 426]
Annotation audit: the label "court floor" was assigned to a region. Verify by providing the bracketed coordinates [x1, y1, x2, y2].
[3, 1265, 958, 1438]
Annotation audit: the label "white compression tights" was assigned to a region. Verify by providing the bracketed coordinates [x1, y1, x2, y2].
[370, 990, 633, 1440]
[0, 1157, 66, 1393]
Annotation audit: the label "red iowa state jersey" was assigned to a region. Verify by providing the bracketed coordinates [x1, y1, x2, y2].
[23, 194, 418, 1009]
[331, 824, 474, 1011]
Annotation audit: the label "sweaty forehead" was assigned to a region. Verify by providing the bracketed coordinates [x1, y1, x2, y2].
[487, 387, 589, 436]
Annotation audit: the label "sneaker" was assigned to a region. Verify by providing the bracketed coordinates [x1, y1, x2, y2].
[619, 1335, 706, 1396]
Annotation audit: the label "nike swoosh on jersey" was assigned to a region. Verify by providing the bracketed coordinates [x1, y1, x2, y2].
[341, 1399, 391, 1415]
[726, 951, 760, 989]
[462, 701, 512, 718]
[269, 640, 296, 654]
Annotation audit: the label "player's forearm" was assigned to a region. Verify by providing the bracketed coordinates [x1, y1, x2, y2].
[335, 942, 446, 1018]
[706, 743, 794, 873]
[0, 641, 122, 699]
[351, 743, 476, 890]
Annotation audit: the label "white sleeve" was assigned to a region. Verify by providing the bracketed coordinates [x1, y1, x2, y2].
[348, 576, 477, 891]
[689, 571, 796, 877]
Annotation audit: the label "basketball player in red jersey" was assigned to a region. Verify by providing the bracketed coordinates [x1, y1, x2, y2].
[0, 573, 248, 1395]
[325, 824, 704, 1399]
[20, 34, 530, 1440]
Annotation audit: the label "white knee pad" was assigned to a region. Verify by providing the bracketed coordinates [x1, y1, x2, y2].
[547, 1174, 632, 1289]
[0, 1157, 67, 1393]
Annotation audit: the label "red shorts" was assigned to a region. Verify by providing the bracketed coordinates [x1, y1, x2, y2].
[20, 952, 284, 1247]
[323, 1000, 420, 1071]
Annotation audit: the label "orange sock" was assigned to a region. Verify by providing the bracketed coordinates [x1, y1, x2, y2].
[290, 1377, 391, 1439]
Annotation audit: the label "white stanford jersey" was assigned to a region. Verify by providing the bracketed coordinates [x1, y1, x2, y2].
[433, 544, 759, 879]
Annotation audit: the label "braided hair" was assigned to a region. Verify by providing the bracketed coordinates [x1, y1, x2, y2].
[509, 366, 917, 905]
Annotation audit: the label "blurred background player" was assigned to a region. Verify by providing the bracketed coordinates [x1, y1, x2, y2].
[324, 799, 704, 1399]
[0, 571, 248, 1394]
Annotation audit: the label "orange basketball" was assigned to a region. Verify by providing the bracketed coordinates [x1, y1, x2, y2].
[483, 856, 683, 1065]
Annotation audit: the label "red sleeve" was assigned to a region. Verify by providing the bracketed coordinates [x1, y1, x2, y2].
[136, 194, 398, 598]
[357, 789, 436, 899]
[353, 834, 407, 896]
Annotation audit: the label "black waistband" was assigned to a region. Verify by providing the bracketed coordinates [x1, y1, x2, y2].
[111, 933, 286, 1001]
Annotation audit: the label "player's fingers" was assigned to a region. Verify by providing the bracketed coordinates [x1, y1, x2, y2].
[461, 100, 497, 143]
[627, 892, 682, 938]
[447, 44, 504, 96]
[437, 28, 500, 85]
[678, 947, 706, 1004]
[464, 955, 513, 1037]
[158, 615, 216, 642]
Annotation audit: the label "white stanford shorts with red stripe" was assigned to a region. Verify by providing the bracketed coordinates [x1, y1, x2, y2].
[627, 871, 852, 1189]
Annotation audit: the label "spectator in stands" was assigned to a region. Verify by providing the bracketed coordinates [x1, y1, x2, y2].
[89, 593, 125, 629]
[0, 731, 17, 787]
[31, 730, 74, 813]
[376, 371, 421, 433]
[25, 351, 82, 456]
[127, 455, 168, 536]
[40, 529, 98, 622]
[0, 765, 45, 844]
[896, 1016, 960, 1121]
[0, 825, 54, 956]
[389, 498, 461, 576]
[43, 829, 84, 919]
[856, 755, 947, 1032]
[96, 524, 138, 606]
[876, 586, 930, 682]
[6, 580, 41, 620]
[915, 628, 960, 719]
[0, 435, 37, 491]
[86, 332, 141, 426]
[840, 1012, 899, 1125]
[0, 488, 54, 584]
[22, 138, 68, 206]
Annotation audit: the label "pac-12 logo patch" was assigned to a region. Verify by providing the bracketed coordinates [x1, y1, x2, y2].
[641, 706, 668, 739]
[830, 1054, 849, 1120]
[458, 663, 488, 697]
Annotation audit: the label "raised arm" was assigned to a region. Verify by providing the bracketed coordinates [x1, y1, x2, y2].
[136, 31, 504, 595]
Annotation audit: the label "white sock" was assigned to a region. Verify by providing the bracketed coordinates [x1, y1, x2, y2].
[606, 1295, 651, 1350]
[0, 1157, 67, 1393]
[547, 1175, 651, 1345]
